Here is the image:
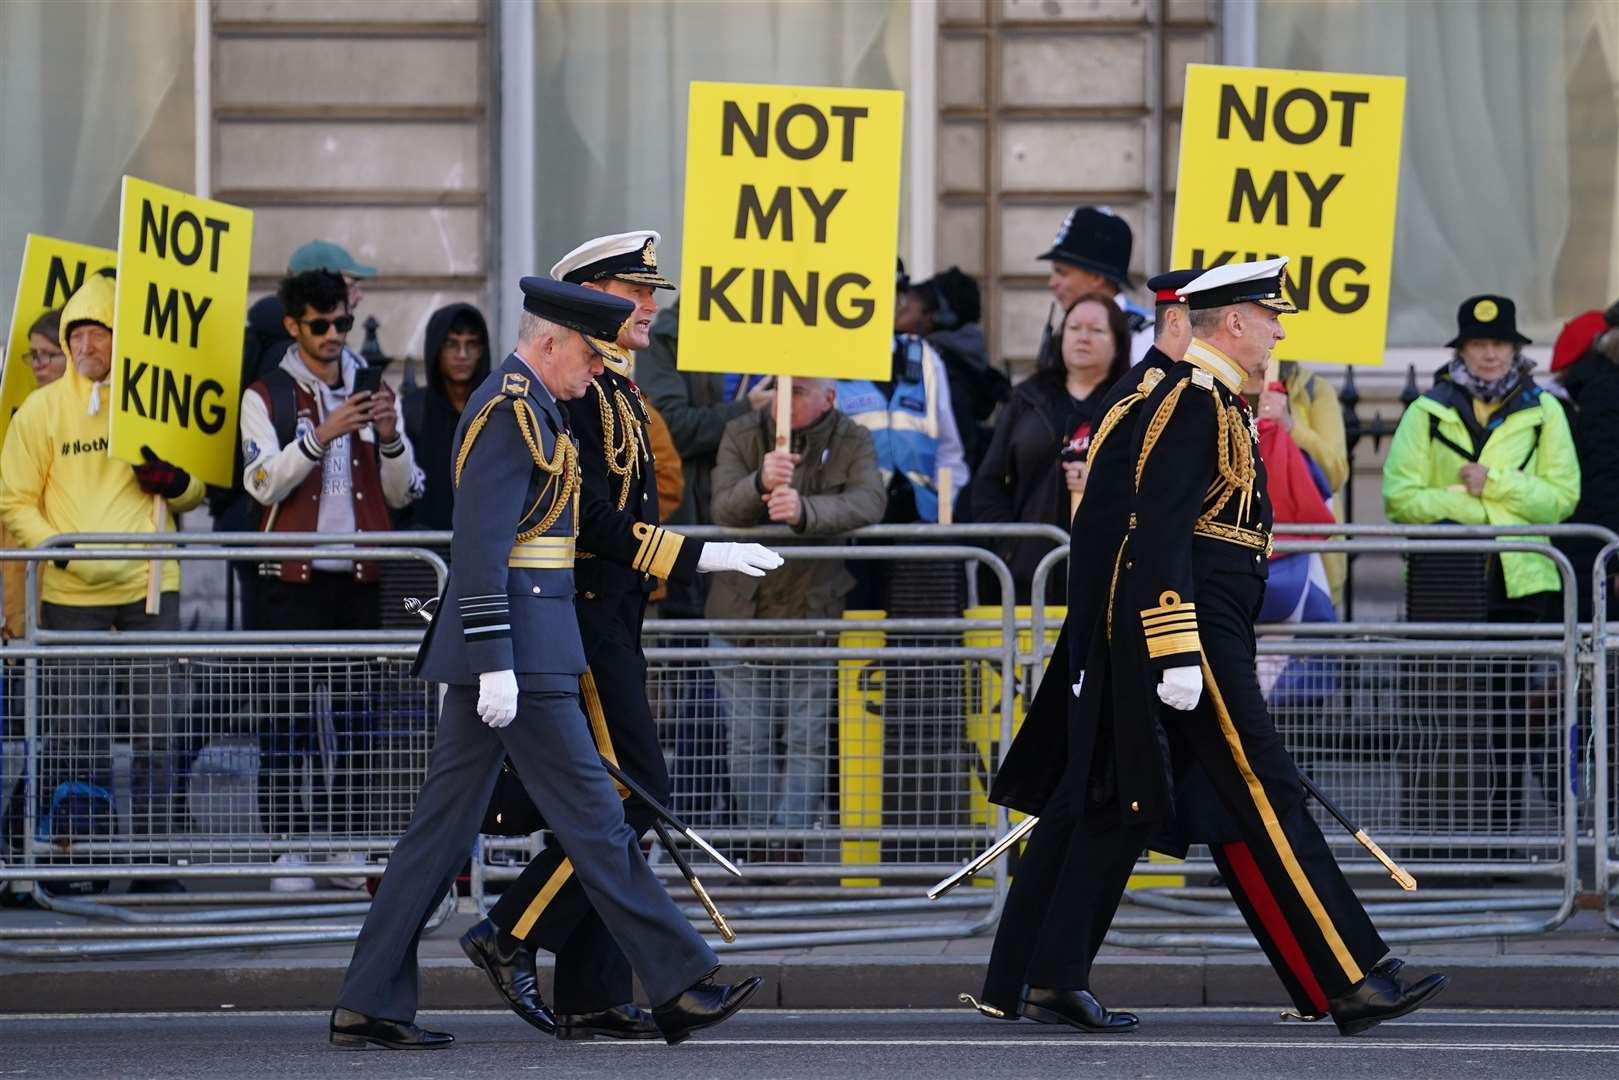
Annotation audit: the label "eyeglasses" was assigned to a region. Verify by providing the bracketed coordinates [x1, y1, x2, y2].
[443, 340, 484, 357]
[301, 314, 355, 336]
[29, 348, 65, 365]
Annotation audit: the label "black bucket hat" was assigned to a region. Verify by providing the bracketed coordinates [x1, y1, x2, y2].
[1447, 294, 1531, 349]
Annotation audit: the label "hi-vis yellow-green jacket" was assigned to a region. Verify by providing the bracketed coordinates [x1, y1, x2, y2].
[1383, 374, 1579, 598]
[0, 275, 204, 606]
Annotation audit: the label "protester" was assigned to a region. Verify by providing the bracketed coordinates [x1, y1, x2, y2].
[0, 272, 202, 892]
[973, 293, 1129, 602]
[400, 302, 491, 530]
[237, 269, 421, 870]
[1036, 206, 1152, 365]
[1550, 304, 1619, 620]
[895, 267, 1007, 472]
[707, 378, 885, 857]
[637, 299, 774, 615]
[2, 308, 66, 642]
[1384, 294, 1579, 841]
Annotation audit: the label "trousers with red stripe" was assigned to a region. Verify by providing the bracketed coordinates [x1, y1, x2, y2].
[981, 776, 1361, 1017]
[1150, 569, 1387, 1004]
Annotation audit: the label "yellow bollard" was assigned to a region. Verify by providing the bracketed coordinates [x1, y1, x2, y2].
[837, 610, 886, 886]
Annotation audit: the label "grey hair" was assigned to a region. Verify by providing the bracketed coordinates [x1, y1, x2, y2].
[517, 311, 557, 346]
[1188, 305, 1236, 334]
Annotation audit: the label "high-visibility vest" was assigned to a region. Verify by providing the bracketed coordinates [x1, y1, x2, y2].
[837, 337, 942, 521]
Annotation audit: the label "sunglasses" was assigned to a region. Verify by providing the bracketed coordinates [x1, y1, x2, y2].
[301, 314, 355, 336]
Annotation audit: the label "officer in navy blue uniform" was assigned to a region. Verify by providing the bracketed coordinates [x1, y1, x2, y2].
[463, 233, 779, 1041]
[1107, 258, 1445, 1037]
[330, 278, 766, 1051]
[973, 269, 1198, 1031]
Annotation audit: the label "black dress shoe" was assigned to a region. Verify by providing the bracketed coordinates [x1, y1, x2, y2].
[652, 975, 763, 1046]
[1290, 958, 1408, 1021]
[1329, 966, 1449, 1036]
[328, 1007, 453, 1050]
[1020, 986, 1139, 1032]
[459, 919, 557, 1035]
[557, 1003, 661, 1041]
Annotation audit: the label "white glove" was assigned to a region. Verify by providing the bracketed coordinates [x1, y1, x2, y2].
[1156, 665, 1203, 712]
[1071, 671, 1085, 699]
[477, 669, 519, 728]
[697, 541, 784, 578]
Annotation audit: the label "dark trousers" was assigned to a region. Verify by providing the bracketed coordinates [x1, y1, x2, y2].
[250, 572, 379, 837]
[982, 775, 1332, 1017]
[486, 595, 667, 1013]
[981, 772, 1147, 1008]
[1484, 567, 1560, 840]
[336, 685, 715, 1021]
[1158, 574, 1387, 1001]
[38, 594, 185, 841]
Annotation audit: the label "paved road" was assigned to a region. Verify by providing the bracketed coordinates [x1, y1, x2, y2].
[5, 1008, 1617, 1079]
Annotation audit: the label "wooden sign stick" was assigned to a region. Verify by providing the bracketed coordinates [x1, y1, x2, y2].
[773, 375, 793, 459]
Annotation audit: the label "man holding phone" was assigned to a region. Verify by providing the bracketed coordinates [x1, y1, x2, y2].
[238, 269, 424, 850]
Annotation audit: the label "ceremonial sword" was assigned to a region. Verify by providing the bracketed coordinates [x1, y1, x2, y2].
[926, 773, 1417, 900]
[404, 596, 744, 881]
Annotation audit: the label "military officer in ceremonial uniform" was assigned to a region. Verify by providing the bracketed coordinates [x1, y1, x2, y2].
[330, 278, 769, 1051]
[976, 269, 1404, 1031]
[457, 232, 780, 1041]
[974, 270, 1199, 1031]
[1109, 258, 1446, 1036]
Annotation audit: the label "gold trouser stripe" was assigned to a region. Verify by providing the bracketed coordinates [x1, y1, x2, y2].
[512, 860, 574, 939]
[581, 669, 630, 799]
[511, 668, 631, 939]
[1200, 656, 1363, 984]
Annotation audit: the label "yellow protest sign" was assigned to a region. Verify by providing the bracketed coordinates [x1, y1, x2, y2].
[678, 81, 903, 380]
[1171, 64, 1406, 365]
[110, 177, 254, 486]
[1, 234, 117, 451]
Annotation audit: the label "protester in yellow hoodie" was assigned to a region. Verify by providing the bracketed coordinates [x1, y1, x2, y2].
[0, 271, 203, 619]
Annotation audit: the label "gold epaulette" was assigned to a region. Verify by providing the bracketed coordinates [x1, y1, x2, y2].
[1140, 590, 1200, 658]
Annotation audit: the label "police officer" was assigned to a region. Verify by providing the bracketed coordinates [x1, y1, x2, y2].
[1111, 258, 1447, 1036]
[330, 278, 770, 1050]
[459, 232, 778, 1041]
[1036, 206, 1153, 366]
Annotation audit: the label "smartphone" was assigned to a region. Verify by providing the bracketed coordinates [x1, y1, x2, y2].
[352, 366, 384, 396]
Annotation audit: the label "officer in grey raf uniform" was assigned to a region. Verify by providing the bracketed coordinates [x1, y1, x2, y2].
[330, 278, 770, 1051]
[464, 231, 782, 1041]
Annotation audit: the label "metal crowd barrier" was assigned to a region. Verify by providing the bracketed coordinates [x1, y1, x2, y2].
[0, 541, 447, 957]
[1025, 526, 1598, 947]
[3, 523, 1616, 957]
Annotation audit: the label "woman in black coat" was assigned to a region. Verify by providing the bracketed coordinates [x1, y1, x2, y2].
[972, 292, 1130, 603]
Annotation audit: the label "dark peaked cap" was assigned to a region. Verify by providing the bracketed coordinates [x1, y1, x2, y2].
[519, 276, 635, 352]
[1146, 268, 1201, 303]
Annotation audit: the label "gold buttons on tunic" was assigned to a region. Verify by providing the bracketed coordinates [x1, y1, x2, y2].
[1130, 801, 1140, 812]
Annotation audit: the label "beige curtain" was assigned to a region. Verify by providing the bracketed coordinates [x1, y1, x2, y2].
[1259, 0, 1618, 347]
[532, 0, 909, 283]
[0, 0, 195, 339]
